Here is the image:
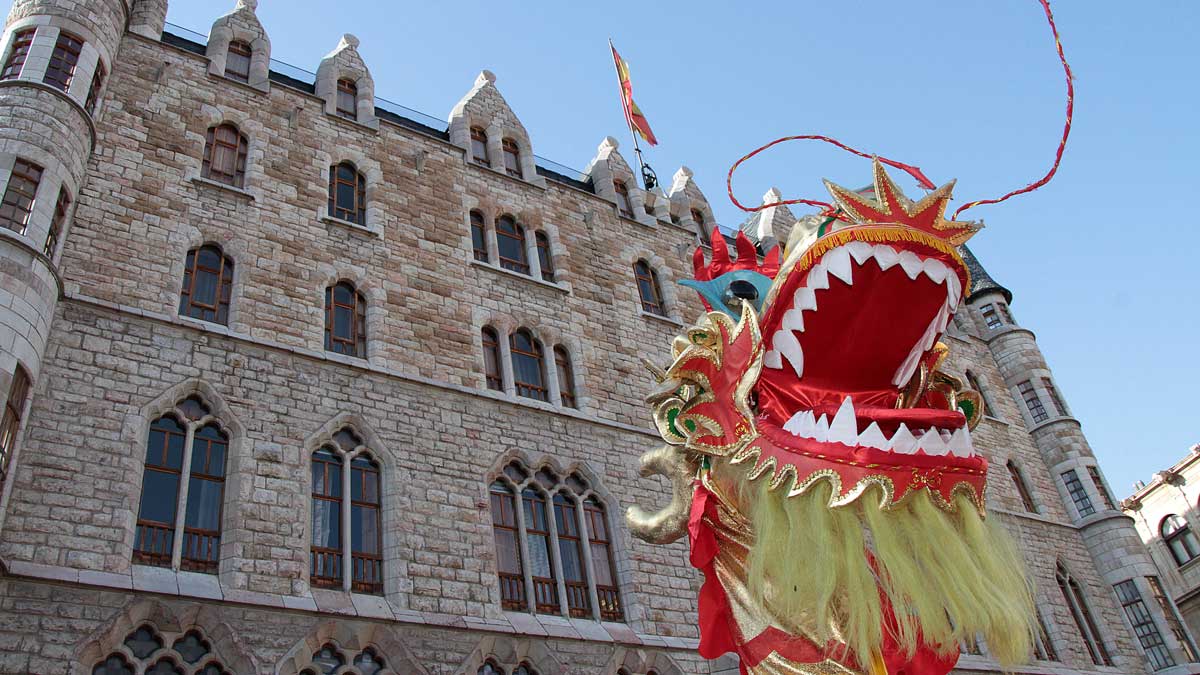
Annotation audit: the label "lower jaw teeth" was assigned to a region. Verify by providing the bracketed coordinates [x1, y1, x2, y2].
[782, 396, 975, 457]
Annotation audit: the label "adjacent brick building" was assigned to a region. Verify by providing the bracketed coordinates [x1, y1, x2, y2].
[0, 1, 1194, 673]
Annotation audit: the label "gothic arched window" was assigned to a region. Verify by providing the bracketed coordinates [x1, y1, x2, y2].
[1006, 460, 1038, 513]
[325, 281, 367, 358]
[634, 260, 665, 316]
[202, 123, 248, 187]
[496, 215, 529, 275]
[502, 138, 522, 178]
[1056, 561, 1112, 666]
[225, 40, 251, 83]
[1162, 515, 1200, 566]
[310, 427, 384, 594]
[133, 396, 228, 573]
[510, 329, 546, 402]
[179, 244, 233, 325]
[92, 625, 233, 675]
[328, 161, 366, 225]
[489, 462, 624, 621]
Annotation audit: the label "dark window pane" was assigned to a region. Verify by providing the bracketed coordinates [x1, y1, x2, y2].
[139, 471, 180, 524]
[312, 501, 340, 549]
[185, 477, 223, 531]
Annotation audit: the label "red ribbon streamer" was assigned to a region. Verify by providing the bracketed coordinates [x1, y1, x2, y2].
[951, 0, 1073, 220]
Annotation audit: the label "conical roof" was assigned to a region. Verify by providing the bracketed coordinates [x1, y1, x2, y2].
[960, 245, 1012, 304]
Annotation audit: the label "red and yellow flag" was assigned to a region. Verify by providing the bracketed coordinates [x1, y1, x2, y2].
[610, 42, 658, 146]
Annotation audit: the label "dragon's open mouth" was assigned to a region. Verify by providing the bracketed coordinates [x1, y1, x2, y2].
[755, 228, 975, 460]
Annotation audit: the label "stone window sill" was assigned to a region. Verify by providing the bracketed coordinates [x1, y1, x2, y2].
[639, 309, 684, 328]
[191, 175, 256, 200]
[321, 214, 379, 237]
[471, 259, 569, 294]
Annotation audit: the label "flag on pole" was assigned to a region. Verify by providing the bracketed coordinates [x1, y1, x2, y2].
[610, 42, 658, 146]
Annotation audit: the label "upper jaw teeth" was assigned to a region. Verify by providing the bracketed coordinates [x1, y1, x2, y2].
[763, 242, 962, 389]
[782, 396, 978, 457]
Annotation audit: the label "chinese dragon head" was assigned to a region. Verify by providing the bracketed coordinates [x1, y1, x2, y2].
[628, 161, 1034, 675]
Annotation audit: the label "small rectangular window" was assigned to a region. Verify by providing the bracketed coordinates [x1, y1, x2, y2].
[84, 60, 105, 114]
[0, 158, 43, 234]
[225, 41, 251, 83]
[471, 127, 490, 166]
[981, 303, 1003, 329]
[1086, 465, 1116, 511]
[1, 29, 35, 80]
[1062, 469, 1095, 517]
[1007, 461, 1038, 513]
[43, 32, 83, 92]
[502, 139, 521, 178]
[1114, 579, 1175, 670]
[1147, 575, 1200, 662]
[336, 79, 357, 119]
[1018, 380, 1048, 424]
[470, 211, 489, 262]
[0, 367, 31, 480]
[44, 187, 70, 257]
[1043, 377, 1068, 417]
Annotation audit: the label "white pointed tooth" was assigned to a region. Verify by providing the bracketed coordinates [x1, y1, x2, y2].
[784, 410, 815, 436]
[794, 287, 817, 311]
[764, 349, 782, 369]
[939, 428, 953, 443]
[858, 422, 890, 450]
[890, 424, 917, 454]
[828, 397, 858, 446]
[892, 344, 925, 387]
[946, 274, 962, 309]
[922, 258, 949, 284]
[847, 241, 874, 265]
[872, 244, 900, 270]
[918, 428, 948, 455]
[898, 251, 923, 279]
[806, 264, 830, 291]
[813, 415, 830, 443]
[772, 330, 804, 379]
[782, 308, 805, 333]
[826, 247, 854, 285]
[948, 427, 975, 457]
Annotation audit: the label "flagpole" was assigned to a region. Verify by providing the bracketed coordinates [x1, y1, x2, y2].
[608, 39, 657, 191]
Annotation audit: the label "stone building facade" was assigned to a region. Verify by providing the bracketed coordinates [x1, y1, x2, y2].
[1124, 446, 1200, 645]
[0, 1, 1194, 674]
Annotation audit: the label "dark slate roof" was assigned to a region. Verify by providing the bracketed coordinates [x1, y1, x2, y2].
[960, 245, 1012, 304]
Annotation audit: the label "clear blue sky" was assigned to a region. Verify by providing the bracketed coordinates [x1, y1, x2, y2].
[150, 0, 1195, 496]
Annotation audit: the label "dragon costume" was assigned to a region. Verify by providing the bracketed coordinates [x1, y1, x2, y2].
[626, 162, 1034, 675]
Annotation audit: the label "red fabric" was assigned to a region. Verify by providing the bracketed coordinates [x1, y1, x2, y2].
[610, 44, 659, 146]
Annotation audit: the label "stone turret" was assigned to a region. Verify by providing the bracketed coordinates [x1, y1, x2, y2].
[967, 247, 1200, 670]
[0, 0, 152, 488]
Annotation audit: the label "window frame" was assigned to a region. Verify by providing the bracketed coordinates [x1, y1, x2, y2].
[0, 158, 43, 235]
[179, 244, 234, 325]
[471, 126, 490, 166]
[634, 260, 665, 316]
[1043, 376, 1068, 417]
[0, 365, 31, 483]
[471, 210, 489, 262]
[1, 28, 34, 80]
[482, 327, 503, 391]
[309, 429, 385, 594]
[614, 180, 634, 218]
[43, 31, 83, 92]
[1161, 514, 1200, 566]
[1018, 379, 1049, 424]
[489, 463, 624, 622]
[324, 281, 367, 359]
[44, 187, 70, 258]
[336, 78, 358, 119]
[1006, 460, 1038, 513]
[691, 207, 706, 230]
[202, 123, 249, 188]
[1114, 578, 1175, 670]
[981, 303, 1003, 329]
[502, 138, 522, 178]
[327, 161, 367, 225]
[224, 40, 252, 83]
[554, 346, 576, 408]
[510, 329, 547, 402]
[1086, 465, 1116, 511]
[1056, 561, 1113, 666]
[349, 453, 383, 594]
[965, 370, 994, 417]
[84, 58, 106, 114]
[534, 231, 554, 282]
[1062, 468, 1095, 518]
[495, 216, 529, 275]
[1034, 608, 1059, 661]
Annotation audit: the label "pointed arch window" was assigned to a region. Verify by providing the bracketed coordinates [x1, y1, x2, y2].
[965, 370, 995, 417]
[1, 29, 34, 80]
[1162, 515, 1200, 566]
[510, 329, 547, 401]
[1006, 460, 1038, 513]
[489, 462, 624, 621]
[133, 397, 227, 573]
[535, 231, 554, 282]
[471, 210, 489, 262]
[310, 427, 383, 594]
[614, 180, 634, 218]
[336, 78, 358, 119]
[554, 346, 576, 408]
[328, 161, 366, 225]
[482, 327, 503, 391]
[325, 281, 367, 358]
[1033, 609, 1059, 661]
[0, 365, 31, 482]
[502, 138, 522, 178]
[43, 31, 83, 91]
[1056, 561, 1112, 666]
[496, 215, 529, 274]
[93, 625, 233, 675]
[0, 158, 43, 234]
[225, 40, 252, 83]
[179, 244, 233, 325]
[471, 126, 490, 166]
[202, 123, 248, 187]
[634, 260, 665, 316]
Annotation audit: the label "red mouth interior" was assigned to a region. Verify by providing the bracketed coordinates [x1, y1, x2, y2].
[756, 247, 955, 429]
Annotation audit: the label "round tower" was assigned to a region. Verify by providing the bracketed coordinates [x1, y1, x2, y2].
[963, 245, 1200, 669]
[0, 0, 163, 479]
